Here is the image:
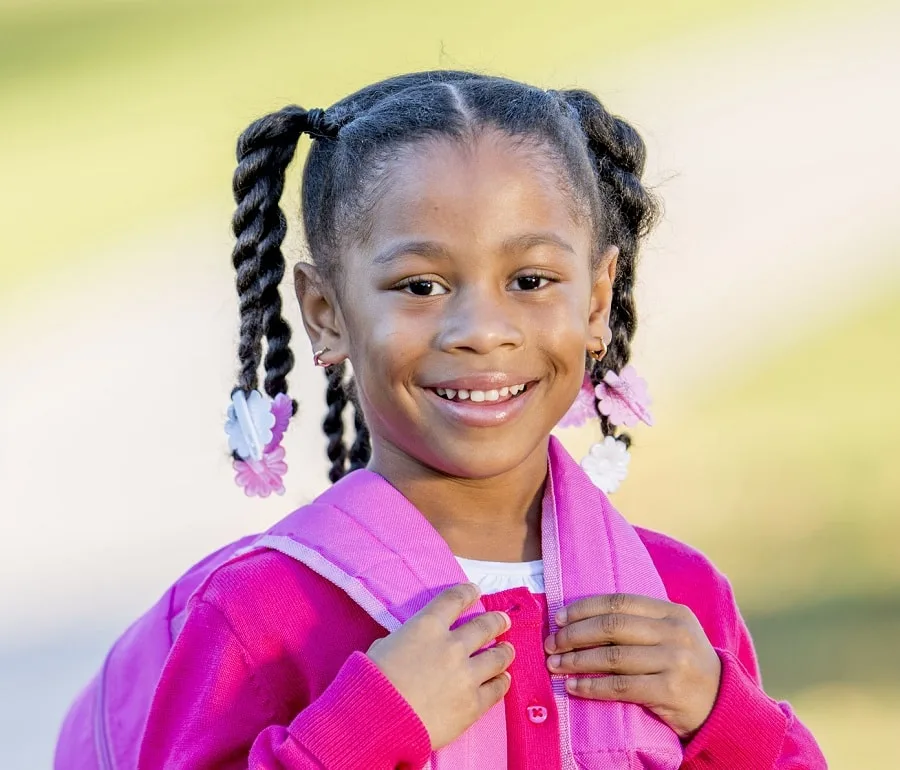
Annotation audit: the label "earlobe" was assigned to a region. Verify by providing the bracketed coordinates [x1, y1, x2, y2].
[293, 262, 349, 363]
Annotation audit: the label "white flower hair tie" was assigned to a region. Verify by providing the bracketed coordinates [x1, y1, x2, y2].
[225, 390, 294, 497]
[557, 365, 654, 495]
[581, 435, 632, 494]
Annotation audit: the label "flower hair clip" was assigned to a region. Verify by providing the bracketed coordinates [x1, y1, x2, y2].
[581, 435, 632, 494]
[225, 390, 294, 497]
[556, 363, 654, 494]
[594, 365, 654, 428]
[557, 365, 654, 431]
[583, 365, 653, 494]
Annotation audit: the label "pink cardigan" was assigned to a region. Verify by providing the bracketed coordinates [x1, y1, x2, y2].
[137, 527, 825, 769]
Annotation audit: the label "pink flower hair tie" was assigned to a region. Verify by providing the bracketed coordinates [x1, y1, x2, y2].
[557, 364, 654, 495]
[224, 390, 293, 497]
[594, 365, 654, 427]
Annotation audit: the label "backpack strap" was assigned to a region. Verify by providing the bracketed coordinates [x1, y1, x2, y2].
[543, 438, 683, 768]
[258, 472, 508, 770]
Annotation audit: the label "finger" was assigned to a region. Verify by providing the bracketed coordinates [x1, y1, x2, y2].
[453, 610, 512, 654]
[416, 583, 482, 628]
[565, 673, 664, 705]
[555, 594, 673, 627]
[471, 641, 515, 683]
[477, 671, 512, 714]
[547, 644, 665, 675]
[547, 613, 665, 653]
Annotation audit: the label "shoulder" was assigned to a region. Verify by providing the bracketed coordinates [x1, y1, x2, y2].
[635, 526, 725, 589]
[635, 526, 743, 650]
[192, 547, 382, 647]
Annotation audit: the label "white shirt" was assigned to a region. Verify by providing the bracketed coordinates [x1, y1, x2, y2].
[455, 556, 545, 595]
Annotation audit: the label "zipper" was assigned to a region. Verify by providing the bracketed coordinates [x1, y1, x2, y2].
[93, 649, 115, 770]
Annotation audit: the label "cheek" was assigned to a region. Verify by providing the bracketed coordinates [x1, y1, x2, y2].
[345, 300, 427, 381]
[530, 285, 591, 348]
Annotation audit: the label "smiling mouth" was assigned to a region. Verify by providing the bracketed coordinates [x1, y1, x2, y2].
[428, 383, 530, 403]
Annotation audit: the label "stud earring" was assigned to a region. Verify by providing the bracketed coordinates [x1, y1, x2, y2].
[313, 346, 331, 367]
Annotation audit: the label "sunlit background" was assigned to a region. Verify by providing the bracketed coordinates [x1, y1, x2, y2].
[1, 0, 898, 767]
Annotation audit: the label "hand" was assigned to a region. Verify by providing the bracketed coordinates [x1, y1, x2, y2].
[367, 583, 514, 750]
[544, 593, 721, 739]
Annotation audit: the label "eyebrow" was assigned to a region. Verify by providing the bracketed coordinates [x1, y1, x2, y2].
[501, 232, 576, 256]
[372, 232, 575, 266]
[372, 240, 452, 266]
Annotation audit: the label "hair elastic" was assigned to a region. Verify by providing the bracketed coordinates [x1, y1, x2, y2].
[225, 390, 293, 497]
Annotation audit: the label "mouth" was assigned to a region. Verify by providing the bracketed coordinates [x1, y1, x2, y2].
[429, 383, 531, 404]
[421, 379, 538, 428]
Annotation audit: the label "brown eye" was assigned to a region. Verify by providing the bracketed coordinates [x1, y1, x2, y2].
[513, 275, 550, 291]
[401, 279, 448, 296]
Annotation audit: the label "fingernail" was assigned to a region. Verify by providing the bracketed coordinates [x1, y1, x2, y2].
[555, 608, 568, 626]
[548, 654, 561, 669]
[468, 582, 481, 597]
[544, 636, 556, 653]
[500, 612, 512, 631]
[566, 678, 578, 692]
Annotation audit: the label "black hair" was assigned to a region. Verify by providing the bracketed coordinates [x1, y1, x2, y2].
[228, 71, 659, 481]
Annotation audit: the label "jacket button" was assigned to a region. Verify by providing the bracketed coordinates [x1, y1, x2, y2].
[526, 705, 548, 724]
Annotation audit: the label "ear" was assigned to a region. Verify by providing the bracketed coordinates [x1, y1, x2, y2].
[293, 262, 349, 366]
[586, 245, 619, 351]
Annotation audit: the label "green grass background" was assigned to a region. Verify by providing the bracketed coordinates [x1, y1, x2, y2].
[0, 0, 871, 288]
[3, 1, 898, 766]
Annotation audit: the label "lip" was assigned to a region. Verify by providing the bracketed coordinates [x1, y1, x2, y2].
[422, 381, 538, 428]
[424, 373, 537, 391]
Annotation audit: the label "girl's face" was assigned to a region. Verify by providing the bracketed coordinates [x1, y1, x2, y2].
[300, 130, 615, 481]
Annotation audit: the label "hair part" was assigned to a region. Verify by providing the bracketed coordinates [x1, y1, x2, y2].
[228, 72, 659, 481]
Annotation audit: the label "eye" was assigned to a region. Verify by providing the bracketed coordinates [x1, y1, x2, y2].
[398, 279, 449, 296]
[511, 274, 552, 291]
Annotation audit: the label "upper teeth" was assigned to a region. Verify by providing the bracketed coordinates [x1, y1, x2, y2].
[434, 384, 527, 401]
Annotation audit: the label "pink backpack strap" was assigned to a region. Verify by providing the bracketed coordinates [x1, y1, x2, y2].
[259, 472, 507, 770]
[543, 437, 682, 768]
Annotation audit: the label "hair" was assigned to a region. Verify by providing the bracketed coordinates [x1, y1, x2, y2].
[228, 71, 659, 482]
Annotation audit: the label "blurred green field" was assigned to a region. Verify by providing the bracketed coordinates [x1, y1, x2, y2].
[609, 282, 900, 767]
[0, 0, 869, 291]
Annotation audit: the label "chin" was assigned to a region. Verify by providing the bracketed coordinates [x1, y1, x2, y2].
[414, 432, 549, 481]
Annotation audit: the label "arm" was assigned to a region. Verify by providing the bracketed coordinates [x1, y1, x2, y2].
[680, 590, 826, 769]
[137, 598, 431, 770]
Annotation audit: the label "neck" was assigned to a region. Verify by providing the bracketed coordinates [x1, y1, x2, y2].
[367, 438, 549, 562]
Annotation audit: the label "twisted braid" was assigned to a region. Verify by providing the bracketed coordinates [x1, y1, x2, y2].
[560, 90, 660, 443]
[324, 362, 348, 482]
[348, 383, 372, 473]
[231, 105, 335, 404]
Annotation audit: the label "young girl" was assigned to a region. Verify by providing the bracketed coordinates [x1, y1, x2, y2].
[56, 71, 826, 769]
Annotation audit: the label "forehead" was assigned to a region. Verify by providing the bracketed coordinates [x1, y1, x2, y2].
[357, 130, 592, 253]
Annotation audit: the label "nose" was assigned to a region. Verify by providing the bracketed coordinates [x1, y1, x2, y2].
[435, 283, 525, 355]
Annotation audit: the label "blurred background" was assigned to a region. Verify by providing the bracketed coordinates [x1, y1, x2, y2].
[1, 0, 898, 766]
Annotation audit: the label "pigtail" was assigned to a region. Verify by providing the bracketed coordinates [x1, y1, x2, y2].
[348, 384, 372, 473]
[231, 105, 340, 406]
[324, 362, 349, 482]
[560, 90, 660, 444]
[326, 375, 371, 480]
